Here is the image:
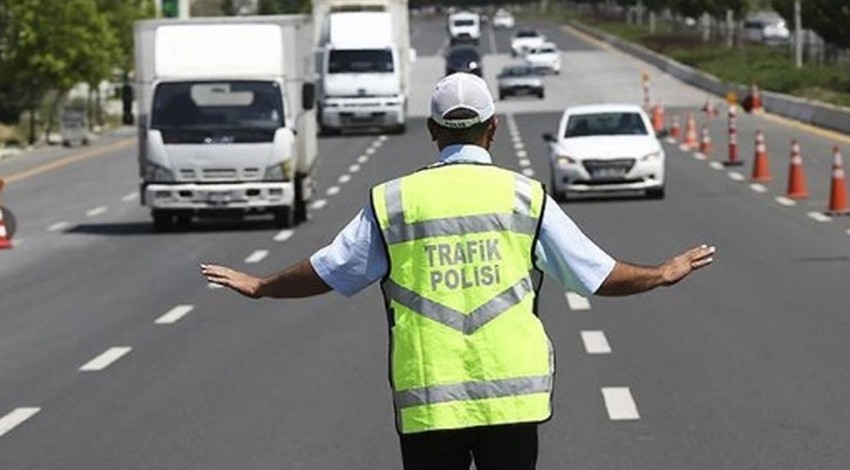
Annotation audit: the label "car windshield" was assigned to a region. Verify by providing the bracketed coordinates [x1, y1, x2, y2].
[151, 80, 284, 131]
[565, 112, 648, 137]
[448, 48, 479, 62]
[516, 30, 539, 38]
[502, 66, 536, 77]
[540, 47, 557, 53]
[453, 19, 475, 26]
[328, 49, 394, 74]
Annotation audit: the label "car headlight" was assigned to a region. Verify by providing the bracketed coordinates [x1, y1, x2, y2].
[145, 162, 174, 182]
[641, 151, 663, 161]
[468, 61, 478, 69]
[556, 156, 576, 167]
[265, 160, 292, 181]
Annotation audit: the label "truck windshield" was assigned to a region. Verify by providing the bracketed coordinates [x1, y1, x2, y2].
[151, 80, 284, 132]
[328, 49, 394, 74]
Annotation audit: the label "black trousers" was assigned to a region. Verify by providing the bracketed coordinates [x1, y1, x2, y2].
[398, 423, 539, 470]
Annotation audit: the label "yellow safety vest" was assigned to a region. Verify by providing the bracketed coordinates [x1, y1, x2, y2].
[371, 162, 554, 434]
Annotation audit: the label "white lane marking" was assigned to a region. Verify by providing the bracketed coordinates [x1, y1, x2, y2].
[565, 292, 591, 310]
[155, 305, 194, 325]
[846, 229, 850, 237]
[47, 221, 70, 232]
[665, 137, 676, 144]
[311, 199, 328, 210]
[79, 347, 132, 372]
[518, 159, 531, 167]
[775, 196, 796, 206]
[513, 142, 525, 150]
[511, 135, 523, 143]
[602, 387, 640, 420]
[379, 135, 388, 142]
[357, 155, 368, 164]
[693, 152, 707, 160]
[0, 408, 40, 439]
[709, 162, 724, 170]
[365, 147, 376, 155]
[245, 250, 269, 264]
[372, 140, 383, 149]
[750, 183, 768, 193]
[678, 144, 691, 152]
[581, 331, 612, 354]
[273, 229, 294, 242]
[121, 192, 139, 202]
[516, 150, 527, 158]
[521, 168, 535, 177]
[208, 282, 223, 289]
[727, 172, 745, 181]
[807, 211, 831, 223]
[339, 174, 352, 184]
[349, 164, 361, 173]
[326, 186, 341, 196]
[86, 206, 107, 217]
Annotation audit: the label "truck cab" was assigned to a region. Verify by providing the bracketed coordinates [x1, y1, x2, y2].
[448, 11, 480, 45]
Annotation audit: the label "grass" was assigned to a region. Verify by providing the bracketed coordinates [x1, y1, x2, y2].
[581, 17, 850, 108]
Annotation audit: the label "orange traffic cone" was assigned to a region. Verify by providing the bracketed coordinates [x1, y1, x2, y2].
[750, 84, 763, 113]
[669, 115, 681, 140]
[699, 124, 712, 157]
[827, 146, 849, 215]
[751, 130, 772, 182]
[785, 140, 809, 199]
[651, 102, 665, 134]
[0, 179, 11, 250]
[683, 112, 698, 149]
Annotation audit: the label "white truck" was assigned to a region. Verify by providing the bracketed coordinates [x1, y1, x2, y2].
[447, 11, 481, 45]
[313, 0, 412, 135]
[134, 15, 317, 231]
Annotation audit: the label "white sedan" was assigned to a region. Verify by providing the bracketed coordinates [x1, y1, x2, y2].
[543, 104, 666, 200]
[510, 29, 545, 57]
[524, 42, 561, 74]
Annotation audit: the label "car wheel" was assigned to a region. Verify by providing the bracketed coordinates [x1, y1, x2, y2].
[499, 92, 506, 100]
[549, 174, 566, 202]
[646, 186, 666, 199]
[537, 90, 545, 99]
[152, 210, 174, 233]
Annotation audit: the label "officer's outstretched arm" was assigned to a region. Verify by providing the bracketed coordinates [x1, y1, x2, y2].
[595, 244, 715, 296]
[201, 259, 332, 299]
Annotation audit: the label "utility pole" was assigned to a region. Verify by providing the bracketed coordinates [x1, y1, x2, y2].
[794, 0, 802, 68]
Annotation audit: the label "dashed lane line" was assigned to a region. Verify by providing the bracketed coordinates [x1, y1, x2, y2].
[339, 174, 352, 184]
[0, 407, 40, 439]
[121, 192, 139, 202]
[311, 199, 328, 210]
[357, 155, 368, 164]
[750, 183, 768, 193]
[565, 291, 591, 310]
[602, 387, 640, 420]
[581, 331, 612, 354]
[245, 250, 269, 264]
[208, 282, 223, 289]
[47, 221, 70, 232]
[709, 162, 724, 170]
[775, 196, 796, 206]
[273, 229, 294, 242]
[155, 305, 194, 325]
[79, 347, 132, 372]
[349, 164, 361, 173]
[521, 168, 535, 177]
[326, 186, 341, 196]
[2, 139, 134, 184]
[807, 211, 831, 223]
[86, 206, 107, 217]
[516, 150, 527, 158]
[728, 172, 745, 181]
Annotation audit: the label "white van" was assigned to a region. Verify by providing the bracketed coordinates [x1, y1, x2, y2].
[448, 11, 480, 45]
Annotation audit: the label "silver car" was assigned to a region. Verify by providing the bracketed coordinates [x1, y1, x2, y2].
[497, 65, 544, 100]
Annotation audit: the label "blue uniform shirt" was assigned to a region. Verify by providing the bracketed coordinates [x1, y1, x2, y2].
[310, 144, 616, 297]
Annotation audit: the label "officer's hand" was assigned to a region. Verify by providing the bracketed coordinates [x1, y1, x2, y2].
[201, 264, 263, 299]
[660, 244, 715, 286]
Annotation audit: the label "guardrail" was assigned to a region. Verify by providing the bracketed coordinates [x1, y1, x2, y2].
[568, 20, 850, 136]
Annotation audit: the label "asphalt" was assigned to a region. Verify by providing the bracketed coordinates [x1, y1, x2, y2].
[1, 15, 850, 470]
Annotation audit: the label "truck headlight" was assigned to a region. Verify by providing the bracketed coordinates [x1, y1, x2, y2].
[265, 161, 292, 181]
[145, 163, 174, 182]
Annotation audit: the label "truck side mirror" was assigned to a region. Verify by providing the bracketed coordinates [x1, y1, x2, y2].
[302, 82, 316, 111]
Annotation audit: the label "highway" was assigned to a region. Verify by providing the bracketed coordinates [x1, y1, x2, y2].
[2, 15, 850, 470]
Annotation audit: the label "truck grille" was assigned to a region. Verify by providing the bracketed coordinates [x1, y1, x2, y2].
[202, 168, 237, 180]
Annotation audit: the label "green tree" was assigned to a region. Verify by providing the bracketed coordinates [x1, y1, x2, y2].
[258, 0, 311, 14]
[773, 0, 850, 48]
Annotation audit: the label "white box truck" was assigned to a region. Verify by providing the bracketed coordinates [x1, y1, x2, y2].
[134, 15, 317, 231]
[447, 11, 481, 45]
[313, 0, 412, 135]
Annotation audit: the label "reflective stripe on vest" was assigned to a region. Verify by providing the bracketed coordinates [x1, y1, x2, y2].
[373, 164, 552, 434]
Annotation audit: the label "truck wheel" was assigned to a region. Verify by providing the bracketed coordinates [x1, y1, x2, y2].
[392, 123, 406, 135]
[274, 207, 294, 228]
[294, 175, 309, 224]
[152, 210, 174, 232]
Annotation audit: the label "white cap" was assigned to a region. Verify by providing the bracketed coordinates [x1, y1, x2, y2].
[430, 73, 495, 129]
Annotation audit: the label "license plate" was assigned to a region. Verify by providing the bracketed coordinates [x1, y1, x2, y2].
[591, 168, 626, 179]
[206, 191, 233, 203]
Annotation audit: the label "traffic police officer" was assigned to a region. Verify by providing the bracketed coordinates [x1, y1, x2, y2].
[202, 73, 716, 470]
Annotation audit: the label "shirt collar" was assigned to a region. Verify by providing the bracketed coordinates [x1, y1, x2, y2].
[439, 144, 493, 164]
